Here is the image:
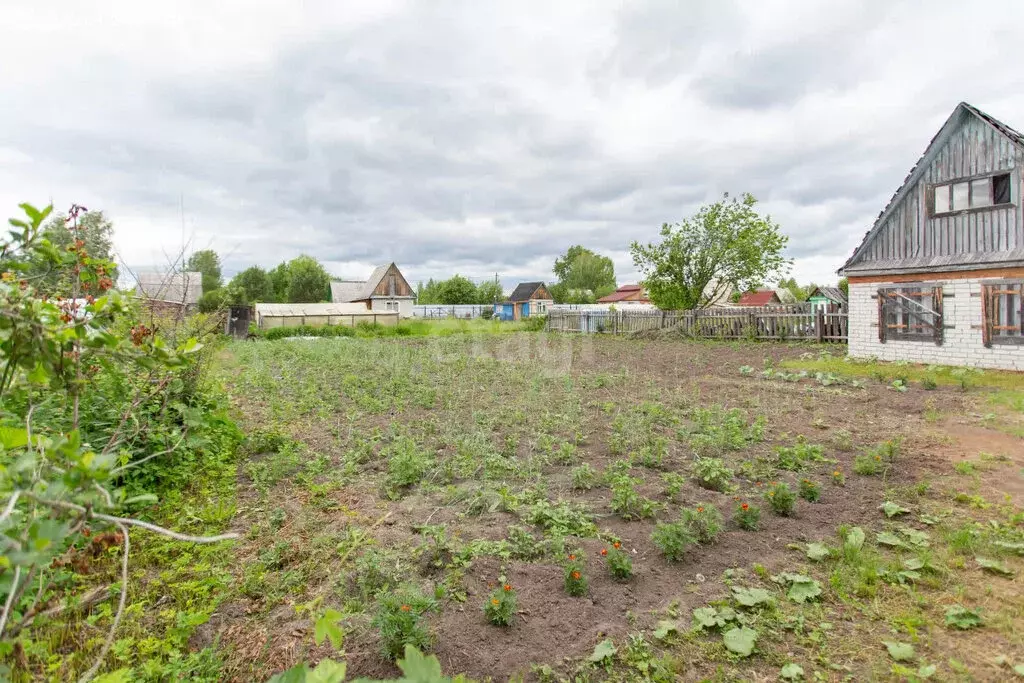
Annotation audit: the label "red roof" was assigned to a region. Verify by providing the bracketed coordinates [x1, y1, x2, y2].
[598, 284, 650, 303]
[737, 290, 780, 306]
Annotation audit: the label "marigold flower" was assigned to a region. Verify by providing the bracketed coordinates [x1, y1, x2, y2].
[400, 604, 410, 612]
[601, 548, 608, 556]
[571, 571, 581, 580]
[613, 541, 621, 549]
[697, 506, 704, 513]
[503, 584, 512, 592]
[491, 598, 500, 606]
[568, 554, 575, 561]
[741, 503, 749, 510]
[768, 492, 775, 498]
[875, 455, 881, 461]
[833, 471, 841, 476]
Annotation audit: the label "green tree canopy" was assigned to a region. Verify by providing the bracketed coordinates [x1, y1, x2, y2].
[437, 275, 478, 305]
[30, 210, 118, 295]
[838, 277, 849, 296]
[186, 249, 223, 294]
[630, 193, 790, 310]
[551, 245, 616, 303]
[268, 262, 291, 302]
[474, 279, 504, 305]
[232, 266, 274, 304]
[285, 255, 332, 303]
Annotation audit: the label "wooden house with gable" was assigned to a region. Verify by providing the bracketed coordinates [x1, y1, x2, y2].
[330, 263, 416, 318]
[840, 102, 1023, 370]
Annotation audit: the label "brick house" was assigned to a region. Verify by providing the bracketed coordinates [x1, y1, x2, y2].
[840, 102, 1023, 370]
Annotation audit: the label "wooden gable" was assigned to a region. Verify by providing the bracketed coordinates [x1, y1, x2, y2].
[530, 284, 552, 300]
[370, 263, 414, 298]
[843, 103, 1024, 278]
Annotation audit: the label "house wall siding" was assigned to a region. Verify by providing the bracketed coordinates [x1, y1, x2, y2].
[848, 279, 1024, 370]
[858, 114, 1023, 266]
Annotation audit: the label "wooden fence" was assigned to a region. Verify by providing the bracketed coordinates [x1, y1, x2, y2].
[546, 304, 848, 342]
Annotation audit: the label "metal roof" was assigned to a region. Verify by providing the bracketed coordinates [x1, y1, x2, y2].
[807, 286, 847, 303]
[507, 282, 549, 302]
[737, 290, 780, 306]
[330, 280, 366, 302]
[597, 284, 650, 303]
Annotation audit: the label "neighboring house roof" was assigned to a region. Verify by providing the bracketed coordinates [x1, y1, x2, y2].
[507, 282, 549, 302]
[737, 290, 781, 306]
[841, 102, 1024, 275]
[807, 286, 848, 304]
[331, 280, 367, 303]
[134, 271, 202, 305]
[598, 284, 650, 303]
[774, 288, 798, 304]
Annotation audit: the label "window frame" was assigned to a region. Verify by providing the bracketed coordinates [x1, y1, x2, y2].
[929, 170, 1014, 217]
[877, 284, 944, 345]
[981, 281, 1024, 347]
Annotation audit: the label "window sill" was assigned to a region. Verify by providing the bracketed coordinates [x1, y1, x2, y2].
[931, 202, 1015, 218]
[990, 337, 1024, 346]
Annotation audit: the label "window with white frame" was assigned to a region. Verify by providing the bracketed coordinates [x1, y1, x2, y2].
[982, 282, 1024, 346]
[932, 172, 1012, 216]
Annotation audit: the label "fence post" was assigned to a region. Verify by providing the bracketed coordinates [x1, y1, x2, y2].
[815, 306, 824, 342]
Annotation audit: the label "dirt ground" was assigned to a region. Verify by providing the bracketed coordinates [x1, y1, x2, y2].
[210, 334, 1024, 681]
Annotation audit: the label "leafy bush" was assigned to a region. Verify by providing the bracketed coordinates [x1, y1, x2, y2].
[373, 586, 438, 660]
[686, 405, 765, 456]
[734, 501, 760, 531]
[651, 521, 696, 561]
[681, 505, 723, 544]
[775, 437, 826, 471]
[522, 499, 598, 537]
[831, 469, 846, 486]
[798, 479, 820, 502]
[564, 554, 588, 596]
[386, 436, 433, 492]
[571, 464, 596, 490]
[766, 482, 796, 516]
[661, 472, 686, 501]
[692, 457, 734, 492]
[522, 314, 548, 331]
[484, 584, 517, 626]
[603, 543, 633, 581]
[853, 453, 884, 476]
[262, 323, 358, 340]
[609, 475, 658, 520]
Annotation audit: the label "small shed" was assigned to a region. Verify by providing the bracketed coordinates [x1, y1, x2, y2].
[330, 263, 416, 317]
[254, 303, 398, 330]
[806, 286, 848, 311]
[737, 290, 782, 307]
[496, 282, 553, 321]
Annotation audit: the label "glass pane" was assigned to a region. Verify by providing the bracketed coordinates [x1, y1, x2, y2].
[934, 185, 950, 214]
[952, 182, 970, 210]
[971, 177, 992, 207]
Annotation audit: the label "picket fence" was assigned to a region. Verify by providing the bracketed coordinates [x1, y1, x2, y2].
[546, 304, 848, 342]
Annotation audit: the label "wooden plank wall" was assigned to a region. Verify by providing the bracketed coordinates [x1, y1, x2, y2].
[546, 304, 848, 342]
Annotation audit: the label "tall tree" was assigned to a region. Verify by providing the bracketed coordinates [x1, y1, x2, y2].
[285, 255, 331, 303]
[475, 279, 504, 305]
[838, 277, 849, 297]
[232, 266, 274, 304]
[268, 262, 291, 302]
[630, 193, 790, 310]
[438, 275, 478, 305]
[551, 245, 616, 303]
[186, 249, 222, 294]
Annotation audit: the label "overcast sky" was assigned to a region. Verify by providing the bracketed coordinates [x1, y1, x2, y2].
[2, 1, 1022, 290]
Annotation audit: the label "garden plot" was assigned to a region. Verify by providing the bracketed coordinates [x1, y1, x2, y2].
[214, 334, 1024, 681]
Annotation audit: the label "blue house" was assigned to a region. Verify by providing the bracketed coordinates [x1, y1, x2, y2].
[494, 282, 553, 321]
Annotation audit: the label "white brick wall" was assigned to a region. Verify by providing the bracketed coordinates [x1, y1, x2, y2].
[848, 278, 1024, 371]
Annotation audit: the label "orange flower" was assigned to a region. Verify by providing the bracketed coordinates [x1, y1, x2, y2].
[601, 548, 608, 556]
[697, 506, 704, 513]
[568, 554, 576, 561]
[875, 455, 881, 461]
[503, 584, 512, 592]
[768, 492, 775, 498]
[491, 598, 500, 606]
[571, 571, 581, 580]
[833, 470, 841, 476]
[400, 604, 410, 612]
[613, 541, 621, 549]
[741, 503, 749, 511]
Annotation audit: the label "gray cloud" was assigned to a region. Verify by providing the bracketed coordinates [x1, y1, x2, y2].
[1, 0, 1023, 290]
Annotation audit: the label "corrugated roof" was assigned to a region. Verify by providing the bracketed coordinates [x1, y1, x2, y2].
[507, 282, 548, 302]
[737, 290, 780, 306]
[135, 271, 202, 305]
[842, 102, 1024, 274]
[807, 286, 847, 303]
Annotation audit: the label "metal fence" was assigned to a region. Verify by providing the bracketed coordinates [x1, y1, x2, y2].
[546, 304, 848, 342]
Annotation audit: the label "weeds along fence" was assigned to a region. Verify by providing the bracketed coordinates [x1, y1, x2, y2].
[546, 304, 848, 342]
